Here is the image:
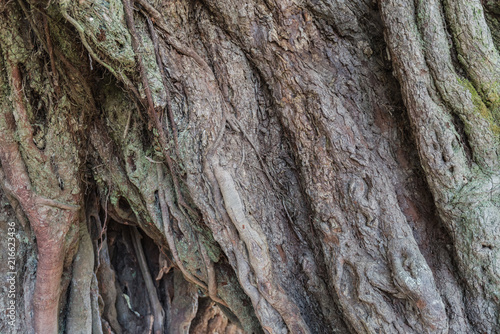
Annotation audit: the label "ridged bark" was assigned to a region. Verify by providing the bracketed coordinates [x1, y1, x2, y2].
[0, 0, 499, 333]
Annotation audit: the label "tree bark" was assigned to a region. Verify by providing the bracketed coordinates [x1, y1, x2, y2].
[0, 0, 499, 333]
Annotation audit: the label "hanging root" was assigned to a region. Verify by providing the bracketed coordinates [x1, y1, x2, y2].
[96, 191, 110, 271]
[155, 164, 229, 308]
[131, 227, 165, 334]
[43, 14, 60, 96]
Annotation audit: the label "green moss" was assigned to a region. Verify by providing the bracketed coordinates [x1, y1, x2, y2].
[200, 236, 221, 263]
[459, 78, 500, 136]
[48, 9, 84, 66]
[60, 0, 135, 70]
[216, 266, 263, 333]
[482, 81, 500, 116]
[0, 5, 30, 64]
[486, 13, 500, 51]
[175, 237, 205, 276]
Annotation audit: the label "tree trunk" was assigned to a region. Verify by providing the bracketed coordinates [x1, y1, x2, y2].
[0, 0, 499, 333]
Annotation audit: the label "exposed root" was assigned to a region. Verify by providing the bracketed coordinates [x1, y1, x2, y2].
[213, 161, 310, 333]
[169, 270, 199, 333]
[154, 163, 230, 310]
[123, 0, 189, 213]
[380, 0, 468, 193]
[0, 76, 79, 333]
[32, 245, 66, 334]
[156, 165, 208, 290]
[156, 170, 229, 306]
[381, 0, 500, 330]
[387, 239, 448, 331]
[231, 240, 285, 332]
[90, 274, 104, 334]
[96, 241, 123, 334]
[198, 238, 229, 308]
[443, 0, 500, 109]
[416, 0, 499, 169]
[66, 221, 95, 334]
[202, 140, 288, 331]
[130, 227, 165, 334]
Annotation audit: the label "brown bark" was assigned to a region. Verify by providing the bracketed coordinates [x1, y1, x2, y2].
[1, 0, 500, 333]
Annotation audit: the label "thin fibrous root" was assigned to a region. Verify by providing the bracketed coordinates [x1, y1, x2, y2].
[123, 0, 189, 214]
[135, 0, 213, 74]
[156, 164, 208, 291]
[143, 11, 180, 157]
[60, 6, 141, 102]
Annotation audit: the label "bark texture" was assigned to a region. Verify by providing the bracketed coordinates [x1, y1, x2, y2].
[0, 0, 499, 333]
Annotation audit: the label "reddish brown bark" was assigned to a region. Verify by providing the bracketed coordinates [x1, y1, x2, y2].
[0, 58, 80, 334]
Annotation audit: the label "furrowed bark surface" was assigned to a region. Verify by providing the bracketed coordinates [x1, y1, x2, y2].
[0, 0, 499, 333]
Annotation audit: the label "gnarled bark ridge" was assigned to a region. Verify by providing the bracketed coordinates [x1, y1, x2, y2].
[0, 0, 499, 333]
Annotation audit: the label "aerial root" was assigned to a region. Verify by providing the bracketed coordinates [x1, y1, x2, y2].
[131, 227, 165, 334]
